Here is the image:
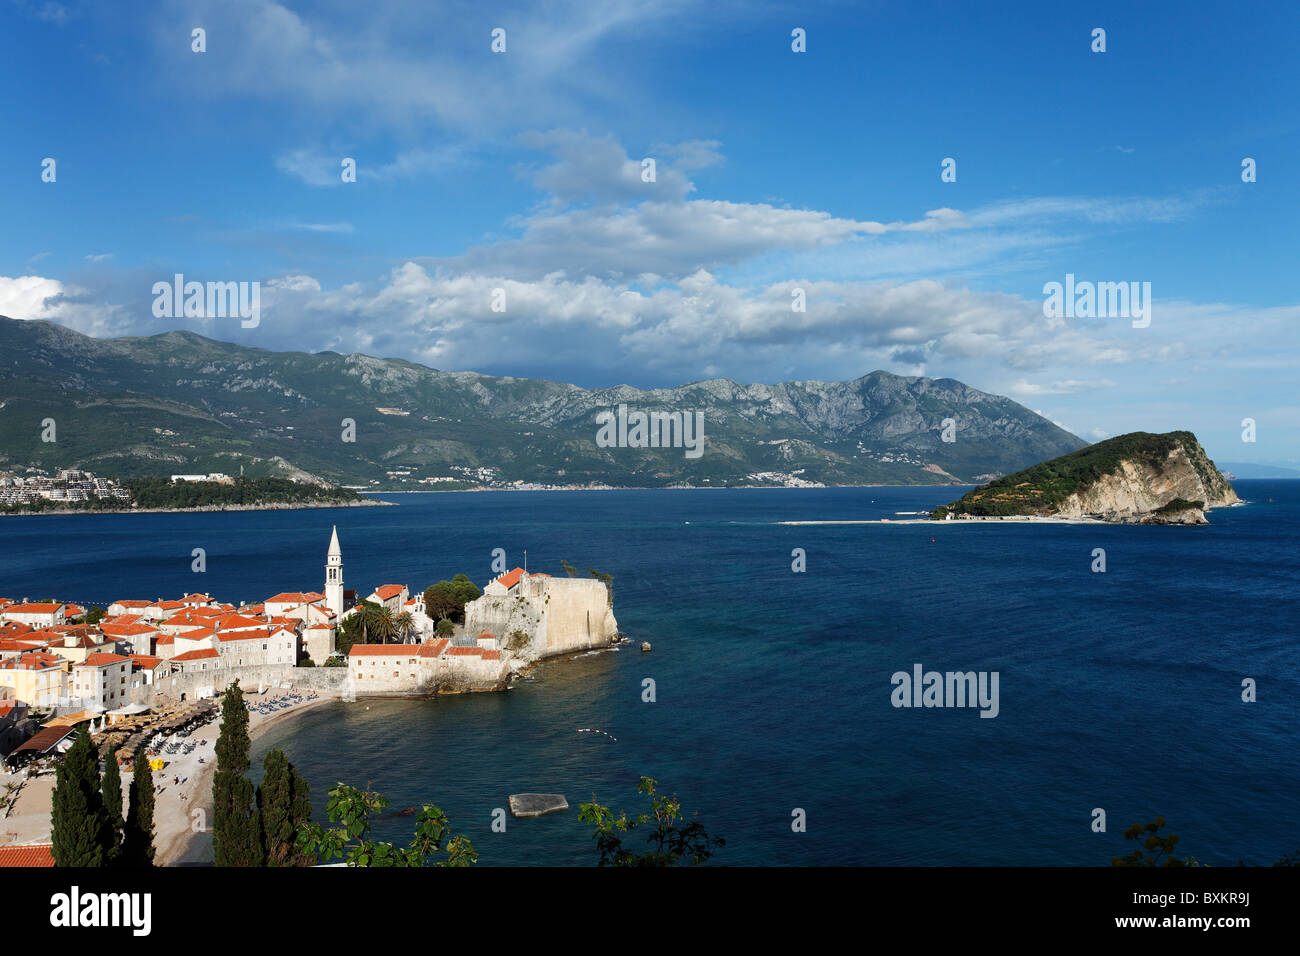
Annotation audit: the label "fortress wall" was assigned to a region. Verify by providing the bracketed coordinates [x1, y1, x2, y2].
[464, 594, 541, 644]
[538, 578, 618, 655]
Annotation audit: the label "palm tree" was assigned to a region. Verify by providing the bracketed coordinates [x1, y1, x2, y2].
[368, 606, 395, 644]
[393, 611, 415, 644]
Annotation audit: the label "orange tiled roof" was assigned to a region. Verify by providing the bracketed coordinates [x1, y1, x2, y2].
[80, 653, 130, 667]
[171, 648, 218, 662]
[445, 646, 485, 657]
[0, 843, 55, 867]
[3, 603, 63, 614]
[265, 592, 323, 604]
[0, 651, 65, 670]
[372, 584, 405, 600]
[495, 568, 526, 590]
[418, 638, 450, 658]
[347, 644, 410, 657]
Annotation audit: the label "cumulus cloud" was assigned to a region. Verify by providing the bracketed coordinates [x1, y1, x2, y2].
[0, 275, 65, 319]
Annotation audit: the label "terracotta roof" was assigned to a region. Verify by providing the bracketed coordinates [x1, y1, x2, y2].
[445, 646, 485, 657]
[0, 843, 55, 867]
[80, 653, 130, 667]
[212, 613, 265, 630]
[129, 655, 163, 669]
[3, 603, 63, 614]
[477, 630, 497, 640]
[0, 651, 65, 670]
[0, 638, 43, 651]
[111, 600, 151, 608]
[495, 568, 526, 590]
[101, 622, 158, 637]
[418, 638, 450, 658]
[481, 650, 502, 661]
[265, 592, 323, 604]
[372, 584, 405, 600]
[174, 627, 216, 640]
[348, 644, 411, 657]
[172, 648, 218, 662]
[155, 634, 175, 645]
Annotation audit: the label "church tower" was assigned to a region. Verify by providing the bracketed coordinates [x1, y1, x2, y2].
[325, 525, 344, 617]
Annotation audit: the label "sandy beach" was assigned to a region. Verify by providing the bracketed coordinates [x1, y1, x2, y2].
[155, 690, 337, 866]
[0, 690, 338, 866]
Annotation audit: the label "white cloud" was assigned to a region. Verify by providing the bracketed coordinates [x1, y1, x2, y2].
[0, 275, 65, 319]
[1008, 379, 1118, 396]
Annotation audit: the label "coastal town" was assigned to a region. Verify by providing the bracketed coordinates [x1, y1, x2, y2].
[0, 526, 619, 865]
[0, 469, 132, 508]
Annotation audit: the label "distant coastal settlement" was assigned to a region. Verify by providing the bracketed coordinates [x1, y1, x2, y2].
[0, 469, 378, 516]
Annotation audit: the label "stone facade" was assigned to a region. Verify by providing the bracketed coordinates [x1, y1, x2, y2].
[464, 570, 618, 661]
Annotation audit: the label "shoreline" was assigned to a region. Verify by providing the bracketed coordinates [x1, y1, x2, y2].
[155, 692, 339, 867]
[0, 499, 392, 519]
[778, 516, 1106, 526]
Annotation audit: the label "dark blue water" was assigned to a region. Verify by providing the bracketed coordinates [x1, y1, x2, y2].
[2, 483, 1297, 865]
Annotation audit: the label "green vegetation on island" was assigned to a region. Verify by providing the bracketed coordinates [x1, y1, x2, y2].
[126, 476, 363, 509]
[930, 431, 1228, 519]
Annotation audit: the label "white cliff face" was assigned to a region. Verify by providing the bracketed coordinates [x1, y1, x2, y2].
[1057, 444, 1241, 518]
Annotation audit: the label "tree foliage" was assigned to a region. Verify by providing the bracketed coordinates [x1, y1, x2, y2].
[121, 752, 156, 867]
[258, 748, 314, 867]
[212, 680, 264, 866]
[51, 729, 111, 867]
[1112, 818, 1193, 867]
[296, 783, 477, 867]
[578, 777, 724, 867]
[586, 568, 614, 606]
[423, 574, 481, 623]
[125, 476, 361, 509]
[101, 746, 124, 862]
[337, 600, 392, 652]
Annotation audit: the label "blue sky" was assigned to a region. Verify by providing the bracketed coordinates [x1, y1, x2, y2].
[2, 0, 1297, 464]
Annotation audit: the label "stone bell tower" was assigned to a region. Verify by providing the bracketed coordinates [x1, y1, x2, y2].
[325, 525, 344, 617]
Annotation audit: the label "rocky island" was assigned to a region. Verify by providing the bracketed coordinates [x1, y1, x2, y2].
[930, 430, 1240, 525]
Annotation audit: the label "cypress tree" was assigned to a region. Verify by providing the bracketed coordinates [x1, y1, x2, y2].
[212, 680, 263, 866]
[101, 746, 124, 862]
[258, 748, 313, 866]
[122, 752, 156, 867]
[51, 729, 111, 867]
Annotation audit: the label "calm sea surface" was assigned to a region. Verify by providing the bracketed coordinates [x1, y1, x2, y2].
[2, 483, 1296, 865]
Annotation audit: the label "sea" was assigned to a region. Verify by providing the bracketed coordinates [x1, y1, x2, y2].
[1, 482, 1296, 866]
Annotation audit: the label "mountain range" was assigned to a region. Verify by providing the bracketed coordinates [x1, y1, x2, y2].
[0, 316, 1087, 488]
